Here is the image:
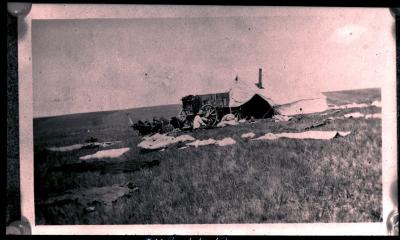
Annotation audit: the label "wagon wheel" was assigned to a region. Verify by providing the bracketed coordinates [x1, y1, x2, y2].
[201, 104, 218, 127]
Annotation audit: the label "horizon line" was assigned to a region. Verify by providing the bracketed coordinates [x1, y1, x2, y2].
[33, 86, 380, 119]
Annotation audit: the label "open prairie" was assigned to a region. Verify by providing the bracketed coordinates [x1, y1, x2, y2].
[33, 88, 382, 224]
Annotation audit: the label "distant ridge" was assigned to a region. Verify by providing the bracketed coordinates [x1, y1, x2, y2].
[322, 87, 380, 94]
[35, 103, 182, 120]
[33, 104, 181, 137]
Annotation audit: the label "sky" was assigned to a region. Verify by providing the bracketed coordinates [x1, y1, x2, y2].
[32, 8, 395, 118]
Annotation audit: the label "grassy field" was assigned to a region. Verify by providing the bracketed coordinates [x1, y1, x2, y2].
[34, 88, 382, 224]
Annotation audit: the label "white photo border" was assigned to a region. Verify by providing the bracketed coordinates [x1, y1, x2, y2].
[18, 4, 397, 235]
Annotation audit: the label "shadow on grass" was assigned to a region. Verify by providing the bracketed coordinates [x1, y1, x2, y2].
[50, 159, 160, 174]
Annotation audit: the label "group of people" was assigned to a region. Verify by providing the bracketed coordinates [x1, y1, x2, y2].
[131, 117, 170, 136]
[132, 110, 258, 136]
[193, 110, 256, 130]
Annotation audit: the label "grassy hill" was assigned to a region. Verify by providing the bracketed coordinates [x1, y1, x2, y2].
[34, 103, 181, 130]
[323, 88, 381, 106]
[33, 104, 181, 145]
[33, 88, 382, 224]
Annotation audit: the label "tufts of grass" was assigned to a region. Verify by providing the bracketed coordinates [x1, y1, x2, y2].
[34, 90, 382, 224]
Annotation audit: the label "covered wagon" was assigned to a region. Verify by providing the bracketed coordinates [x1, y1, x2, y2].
[174, 68, 329, 129]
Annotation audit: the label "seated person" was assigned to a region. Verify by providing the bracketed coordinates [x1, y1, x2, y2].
[217, 113, 238, 127]
[193, 110, 208, 130]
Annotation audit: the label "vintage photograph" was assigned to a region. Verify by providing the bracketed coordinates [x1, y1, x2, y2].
[32, 9, 387, 225]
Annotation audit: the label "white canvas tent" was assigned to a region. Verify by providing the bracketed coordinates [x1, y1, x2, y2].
[228, 79, 329, 116]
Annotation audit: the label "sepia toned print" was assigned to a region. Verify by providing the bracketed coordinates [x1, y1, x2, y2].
[27, 6, 393, 228]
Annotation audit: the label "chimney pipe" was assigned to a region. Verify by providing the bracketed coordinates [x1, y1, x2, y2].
[257, 68, 264, 89]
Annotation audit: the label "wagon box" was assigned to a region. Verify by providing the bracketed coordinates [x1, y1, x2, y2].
[179, 92, 231, 128]
[181, 92, 230, 111]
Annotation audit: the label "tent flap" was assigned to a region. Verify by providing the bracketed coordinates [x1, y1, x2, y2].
[274, 97, 329, 116]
